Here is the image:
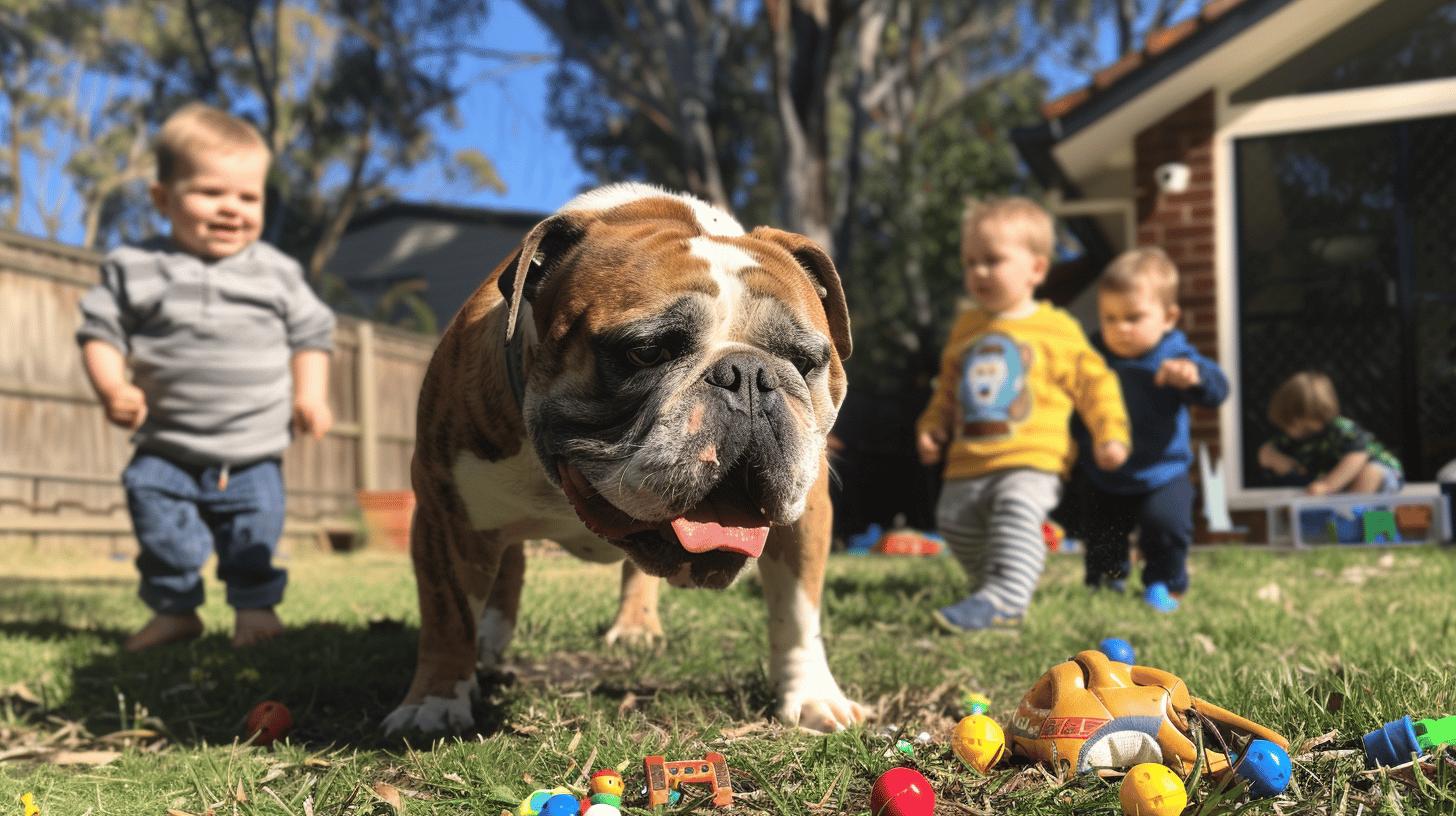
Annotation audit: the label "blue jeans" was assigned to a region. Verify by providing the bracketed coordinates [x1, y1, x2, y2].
[123, 452, 287, 613]
[1080, 473, 1194, 594]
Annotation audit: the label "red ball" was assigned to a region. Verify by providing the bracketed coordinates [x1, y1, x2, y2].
[870, 767, 935, 816]
[245, 700, 293, 746]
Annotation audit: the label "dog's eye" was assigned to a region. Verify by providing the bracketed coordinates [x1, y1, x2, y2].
[791, 355, 817, 377]
[626, 344, 673, 367]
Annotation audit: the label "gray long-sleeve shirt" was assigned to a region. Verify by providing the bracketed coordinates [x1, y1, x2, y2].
[77, 238, 335, 465]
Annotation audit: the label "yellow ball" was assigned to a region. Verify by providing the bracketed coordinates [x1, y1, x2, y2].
[1119, 763, 1187, 816]
[950, 714, 1006, 773]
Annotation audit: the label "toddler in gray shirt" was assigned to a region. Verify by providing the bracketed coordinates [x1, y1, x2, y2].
[77, 103, 335, 652]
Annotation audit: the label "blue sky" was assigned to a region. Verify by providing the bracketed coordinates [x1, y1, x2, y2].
[388, 1, 593, 216]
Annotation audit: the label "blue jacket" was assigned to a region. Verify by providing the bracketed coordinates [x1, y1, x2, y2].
[1071, 329, 1229, 494]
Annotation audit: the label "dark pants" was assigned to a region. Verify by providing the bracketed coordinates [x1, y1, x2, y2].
[123, 452, 287, 614]
[1080, 473, 1193, 594]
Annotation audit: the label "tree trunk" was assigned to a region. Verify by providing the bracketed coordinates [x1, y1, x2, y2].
[766, 0, 837, 250]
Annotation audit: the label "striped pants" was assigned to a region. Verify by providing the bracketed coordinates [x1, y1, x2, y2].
[936, 469, 1061, 615]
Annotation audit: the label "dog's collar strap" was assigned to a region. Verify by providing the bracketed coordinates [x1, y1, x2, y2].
[505, 334, 527, 411]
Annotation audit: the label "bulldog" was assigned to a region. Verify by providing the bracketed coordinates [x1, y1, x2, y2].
[382, 183, 868, 736]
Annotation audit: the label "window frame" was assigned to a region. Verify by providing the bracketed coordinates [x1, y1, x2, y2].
[1214, 75, 1456, 508]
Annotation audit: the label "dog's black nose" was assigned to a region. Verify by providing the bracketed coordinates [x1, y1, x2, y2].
[706, 352, 779, 399]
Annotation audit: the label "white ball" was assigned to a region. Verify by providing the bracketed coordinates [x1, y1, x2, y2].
[584, 805, 621, 816]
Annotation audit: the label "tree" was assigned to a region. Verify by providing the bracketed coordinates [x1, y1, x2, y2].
[7, 0, 512, 308]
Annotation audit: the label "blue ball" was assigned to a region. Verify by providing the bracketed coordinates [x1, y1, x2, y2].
[539, 794, 581, 816]
[1098, 637, 1135, 664]
[1235, 739, 1291, 798]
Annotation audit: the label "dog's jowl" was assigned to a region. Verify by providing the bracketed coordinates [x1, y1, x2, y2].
[383, 183, 866, 736]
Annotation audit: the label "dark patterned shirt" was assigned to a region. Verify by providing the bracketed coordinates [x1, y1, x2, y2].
[1271, 416, 1402, 478]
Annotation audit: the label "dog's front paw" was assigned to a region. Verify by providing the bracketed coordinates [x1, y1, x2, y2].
[777, 685, 870, 733]
[382, 678, 478, 736]
[603, 616, 664, 647]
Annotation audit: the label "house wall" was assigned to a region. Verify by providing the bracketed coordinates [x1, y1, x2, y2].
[326, 217, 537, 331]
[1134, 92, 1218, 451]
[1130, 91, 1254, 538]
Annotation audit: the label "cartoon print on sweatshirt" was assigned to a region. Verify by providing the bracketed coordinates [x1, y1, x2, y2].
[959, 331, 1034, 438]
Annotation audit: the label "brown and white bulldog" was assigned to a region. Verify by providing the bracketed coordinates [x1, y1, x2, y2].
[383, 184, 868, 736]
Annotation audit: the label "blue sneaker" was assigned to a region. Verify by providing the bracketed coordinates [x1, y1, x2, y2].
[933, 596, 1023, 633]
[1143, 582, 1179, 613]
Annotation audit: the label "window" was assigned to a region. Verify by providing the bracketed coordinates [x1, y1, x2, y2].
[1235, 114, 1456, 483]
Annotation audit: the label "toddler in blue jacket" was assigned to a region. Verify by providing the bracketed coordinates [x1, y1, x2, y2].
[1071, 248, 1228, 612]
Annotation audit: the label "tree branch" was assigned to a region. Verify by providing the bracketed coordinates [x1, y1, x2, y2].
[183, 0, 222, 100]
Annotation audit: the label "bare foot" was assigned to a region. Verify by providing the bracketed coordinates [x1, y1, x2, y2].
[233, 608, 284, 648]
[124, 613, 204, 652]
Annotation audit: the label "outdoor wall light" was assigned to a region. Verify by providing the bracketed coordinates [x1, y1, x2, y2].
[1154, 162, 1191, 194]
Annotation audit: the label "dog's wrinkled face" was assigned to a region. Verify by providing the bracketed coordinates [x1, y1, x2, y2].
[505, 188, 849, 589]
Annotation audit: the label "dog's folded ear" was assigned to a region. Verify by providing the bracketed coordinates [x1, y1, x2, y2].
[748, 227, 852, 360]
[499, 214, 589, 342]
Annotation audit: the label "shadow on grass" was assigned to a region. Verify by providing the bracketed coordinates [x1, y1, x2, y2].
[3, 616, 779, 750]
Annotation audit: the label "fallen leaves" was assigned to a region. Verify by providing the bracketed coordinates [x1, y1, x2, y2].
[372, 782, 404, 813]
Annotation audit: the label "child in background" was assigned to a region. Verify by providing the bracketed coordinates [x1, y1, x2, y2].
[1072, 248, 1228, 613]
[1259, 371, 1403, 495]
[917, 197, 1130, 632]
[76, 103, 336, 651]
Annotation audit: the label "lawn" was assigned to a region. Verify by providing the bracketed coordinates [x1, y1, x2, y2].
[2, 541, 1455, 815]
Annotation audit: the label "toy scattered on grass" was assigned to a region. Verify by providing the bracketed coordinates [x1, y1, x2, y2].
[643, 753, 733, 807]
[951, 714, 1007, 773]
[517, 787, 571, 816]
[869, 767, 935, 816]
[962, 692, 991, 716]
[538, 793, 580, 816]
[1007, 650, 1288, 778]
[1042, 520, 1065, 551]
[582, 805, 620, 816]
[588, 769, 624, 807]
[1232, 738, 1291, 797]
[244, 700, 293, 747]
[1119, 763, 1186, 816]
[1363, 714, 1456, 767]
[873, 527, 944, 556]
[21, 792, 40, 816]
[1098, 637, 1136, 665]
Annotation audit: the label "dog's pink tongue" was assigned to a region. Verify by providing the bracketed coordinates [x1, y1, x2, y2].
[669, 515, 770, 558]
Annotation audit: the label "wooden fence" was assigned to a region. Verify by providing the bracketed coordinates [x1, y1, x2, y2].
[0, 228, 436, 554]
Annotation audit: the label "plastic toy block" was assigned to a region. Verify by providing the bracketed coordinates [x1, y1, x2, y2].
[1362, 510, 1399, 543]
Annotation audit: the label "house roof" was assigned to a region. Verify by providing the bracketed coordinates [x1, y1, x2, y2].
[345, 200, 548, 234]
[1011, 0, 1296, 285]
[1029, 0, 1292, 142]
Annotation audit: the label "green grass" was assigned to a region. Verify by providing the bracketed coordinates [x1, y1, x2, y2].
[3, 543, 1456, 815]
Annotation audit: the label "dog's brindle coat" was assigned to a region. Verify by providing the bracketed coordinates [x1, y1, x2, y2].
[383, 184, 868, 735]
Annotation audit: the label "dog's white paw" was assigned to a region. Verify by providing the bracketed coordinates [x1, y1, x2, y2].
[476, 609, 514, 671]
[603, 618, 664, 647]
[777, 685, 870, 733]
[382, 678, 478, 736]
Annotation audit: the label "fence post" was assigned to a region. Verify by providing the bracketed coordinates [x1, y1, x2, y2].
[356, 321, 379, 491]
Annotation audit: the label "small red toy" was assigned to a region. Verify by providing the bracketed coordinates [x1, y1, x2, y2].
[874, 529, 944, 556]
[244, 700, 293, 746]
[869, 767, 934, 816]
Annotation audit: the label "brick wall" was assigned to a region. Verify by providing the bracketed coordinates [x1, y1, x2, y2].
[1135, 91, 1218, 454]
[1131, 91, 1254, 538]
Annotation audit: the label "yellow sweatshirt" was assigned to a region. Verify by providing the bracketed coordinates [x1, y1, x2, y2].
[916, 302, 1129, 480]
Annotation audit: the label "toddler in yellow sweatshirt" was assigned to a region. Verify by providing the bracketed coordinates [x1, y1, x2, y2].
[917, 197, 1129, 632]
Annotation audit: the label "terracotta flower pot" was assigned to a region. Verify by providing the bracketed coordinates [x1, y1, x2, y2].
[355, 489, 416, 551]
